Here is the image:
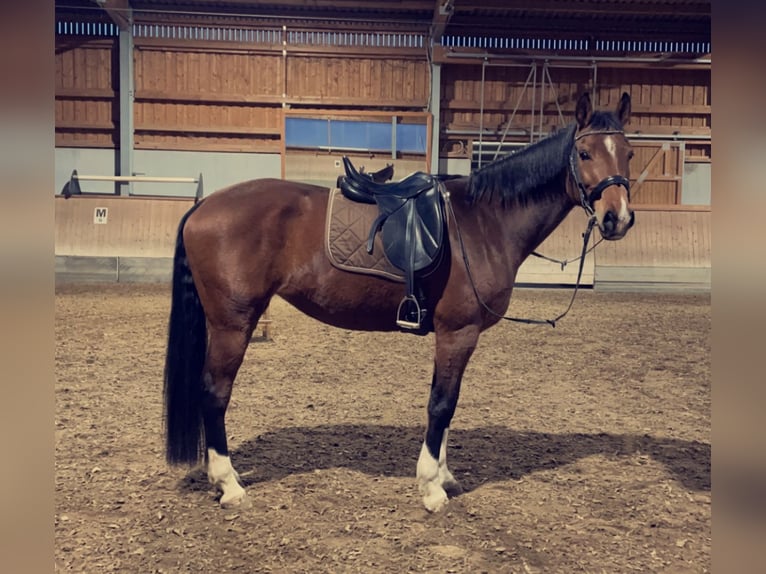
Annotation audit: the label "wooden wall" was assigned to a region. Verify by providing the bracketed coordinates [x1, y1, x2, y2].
[438, 60, 710, 205]
[286, 55, 429, 108]
[56, 37, 709, 152]
[134, 45, 283, 152]
[55, 195, 194, 258]
[594, 206, 711, 290]
[54, 14, 710, 291]
[596, 206, 711, 267]
[56, 36, 430, 153]
[439, 61, 710, 146]
[629, 141, 685, 205]
[516, 209, 596, 285]
[55, 196, 710, 291]
[54, 30, 710, 209]
[514, 206, 711, 288]
[55, 40, 118, 148]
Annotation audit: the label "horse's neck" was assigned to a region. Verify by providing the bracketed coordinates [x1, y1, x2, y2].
[520, 192, 575, 254]
[447, 175, 576, 256]
[494, 177, 577, 258]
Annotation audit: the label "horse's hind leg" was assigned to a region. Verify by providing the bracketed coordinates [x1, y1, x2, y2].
[417, 326, 478, 512]
[202, 324, 254, 508]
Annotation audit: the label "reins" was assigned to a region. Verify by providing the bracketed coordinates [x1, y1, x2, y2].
[528, 236, 601, 272]
[445, 127, 629, 328]
[444, 187, 596, 327]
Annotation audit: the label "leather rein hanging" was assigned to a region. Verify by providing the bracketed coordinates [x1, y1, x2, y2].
[448, 128, 630, 328]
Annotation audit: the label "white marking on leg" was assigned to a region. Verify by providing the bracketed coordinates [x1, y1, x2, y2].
[417, 441, 447, 512]
[437, 428, 460, 494]
[417, 429, 460, 512]
[207, 448, 248, 508]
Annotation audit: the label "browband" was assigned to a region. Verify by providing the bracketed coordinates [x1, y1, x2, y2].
[574, 129, 625, 141]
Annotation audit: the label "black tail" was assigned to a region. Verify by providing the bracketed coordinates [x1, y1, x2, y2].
[163, 203, 207, 466]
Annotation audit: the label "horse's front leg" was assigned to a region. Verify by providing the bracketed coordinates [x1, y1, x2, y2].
[417, 326, 478, 512]
[203, 327, 251, 508]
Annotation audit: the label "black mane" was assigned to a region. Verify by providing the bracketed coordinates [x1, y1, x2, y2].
[467, 123, 577, 207]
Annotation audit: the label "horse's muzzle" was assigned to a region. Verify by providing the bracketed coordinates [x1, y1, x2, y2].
[599, 208, 635, 240]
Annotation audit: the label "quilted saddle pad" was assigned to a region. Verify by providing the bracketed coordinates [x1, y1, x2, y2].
[324, 188, 405, 282]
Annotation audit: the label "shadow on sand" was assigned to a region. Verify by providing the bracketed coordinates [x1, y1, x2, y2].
[180, 424, 709, 495]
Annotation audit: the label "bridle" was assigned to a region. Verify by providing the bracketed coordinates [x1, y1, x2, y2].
[568, 129, 631, 217]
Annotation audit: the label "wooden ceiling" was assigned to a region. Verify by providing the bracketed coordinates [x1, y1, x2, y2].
[59, 0, 711, 44]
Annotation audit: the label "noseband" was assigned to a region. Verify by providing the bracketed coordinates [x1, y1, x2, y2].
[569, 129, 631, 216]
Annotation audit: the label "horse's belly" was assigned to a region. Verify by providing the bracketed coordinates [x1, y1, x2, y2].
[279, 274, 406, 332]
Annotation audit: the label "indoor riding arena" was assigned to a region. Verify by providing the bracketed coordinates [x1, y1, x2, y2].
[55, 1, 711, 573]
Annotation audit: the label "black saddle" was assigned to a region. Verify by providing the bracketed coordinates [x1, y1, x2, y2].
[338, 156, 445, 331]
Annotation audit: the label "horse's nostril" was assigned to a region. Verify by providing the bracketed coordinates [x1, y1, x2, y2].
[603, 210, 616, 234]
[628, 210, 635, 227]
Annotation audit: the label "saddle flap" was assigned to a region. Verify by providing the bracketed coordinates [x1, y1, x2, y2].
[378, 185, 444, 272]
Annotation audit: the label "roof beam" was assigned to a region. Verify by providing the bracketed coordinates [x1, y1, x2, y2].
[92, 0, 132, 29]
[447, 14, 710, 42]
[431, 0, 454, 39]
[458, 0, 710, 18]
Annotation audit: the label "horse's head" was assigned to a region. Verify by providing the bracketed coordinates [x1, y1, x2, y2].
[570, 92, 635, 240]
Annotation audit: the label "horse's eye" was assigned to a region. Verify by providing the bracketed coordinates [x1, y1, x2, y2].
[628, 150, 635, 160]
[579, 150, 591, 161]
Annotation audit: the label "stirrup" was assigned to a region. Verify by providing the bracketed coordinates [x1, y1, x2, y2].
[396, 295, 424, 330]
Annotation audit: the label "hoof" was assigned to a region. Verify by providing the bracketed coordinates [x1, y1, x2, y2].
[423, 488, 449, 513]
[220, 491, 251, 510]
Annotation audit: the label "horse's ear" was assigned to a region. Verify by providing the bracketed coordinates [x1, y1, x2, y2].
[616, 92, 631, 126]
[575, 92, 593, 129]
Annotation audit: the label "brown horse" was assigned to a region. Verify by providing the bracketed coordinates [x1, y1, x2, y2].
[164, 92, 635, 512]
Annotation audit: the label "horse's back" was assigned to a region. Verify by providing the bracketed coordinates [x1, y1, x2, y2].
[185, 178, 328, 241]
[195, 178, 327, 217]
[181, 178, 329, 300]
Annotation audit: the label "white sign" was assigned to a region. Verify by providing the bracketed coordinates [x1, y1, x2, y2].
[94, 207, 108, 224]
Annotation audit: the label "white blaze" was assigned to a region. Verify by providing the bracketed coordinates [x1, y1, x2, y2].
[603, 135, 631, 222]
[619, 195, 631, 222]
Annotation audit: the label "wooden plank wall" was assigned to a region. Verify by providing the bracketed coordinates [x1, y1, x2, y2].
[594, 206, 711, 290]
[54, 19, 710, 290]
[596, 206, 711, 268]
[55, 197, 710, 291]
[286, 56, 429, 108]
[134, 47, 284, 152]
[55, 37, 709, 162]
[515, 209, 596, 285]
[440, 63, 710, 160]
[516, 206, 711, 288]
[55, 196, 194, 258]
[440, 62, 709, 205]
[596, 67, 710, 138]
[55, 40, 118, 148]
[630, 141, 684, 205]
[54, 32, 709, 209]
[56, 37, 430, 153]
